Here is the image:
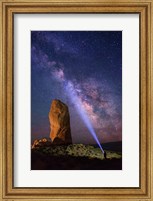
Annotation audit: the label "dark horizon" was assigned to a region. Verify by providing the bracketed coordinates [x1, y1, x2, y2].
[31, 31, 122, 144]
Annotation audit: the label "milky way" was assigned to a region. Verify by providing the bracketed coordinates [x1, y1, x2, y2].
[31, 31, 122, 144]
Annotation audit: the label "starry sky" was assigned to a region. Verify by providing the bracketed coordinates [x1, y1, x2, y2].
[31, 31, 122, 144]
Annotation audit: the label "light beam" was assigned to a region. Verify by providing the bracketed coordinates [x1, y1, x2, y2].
[64, 81, 104, 154]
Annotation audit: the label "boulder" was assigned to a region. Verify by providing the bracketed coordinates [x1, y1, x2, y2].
[49, 99, 72, 144]
[32, 138, 52, 149]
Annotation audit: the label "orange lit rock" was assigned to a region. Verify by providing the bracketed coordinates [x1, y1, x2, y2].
[32, 138, 52, 149]
[49, 99, 72, 144]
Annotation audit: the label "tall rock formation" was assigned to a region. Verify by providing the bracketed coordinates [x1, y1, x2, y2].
[49, 99, 72, 144]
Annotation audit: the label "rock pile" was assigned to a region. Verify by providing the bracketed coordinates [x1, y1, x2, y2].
[32, 138, 52, 149]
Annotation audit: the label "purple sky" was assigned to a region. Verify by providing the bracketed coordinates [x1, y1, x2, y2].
[31, 31, 122, 144]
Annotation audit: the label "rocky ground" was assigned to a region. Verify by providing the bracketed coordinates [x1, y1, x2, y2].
[31, 139, 122, 170]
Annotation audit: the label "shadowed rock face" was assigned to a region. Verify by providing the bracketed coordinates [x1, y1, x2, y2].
[49, 99, 72, 144]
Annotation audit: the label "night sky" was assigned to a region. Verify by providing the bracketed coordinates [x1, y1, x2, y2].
[31, 31, 122, 144]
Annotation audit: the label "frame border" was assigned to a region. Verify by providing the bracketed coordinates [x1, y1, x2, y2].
[0, 0, 152, 200]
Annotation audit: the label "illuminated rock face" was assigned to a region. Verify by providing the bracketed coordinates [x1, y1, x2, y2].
[32, 138, 52, 149]
[49, 99, 72, 144]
